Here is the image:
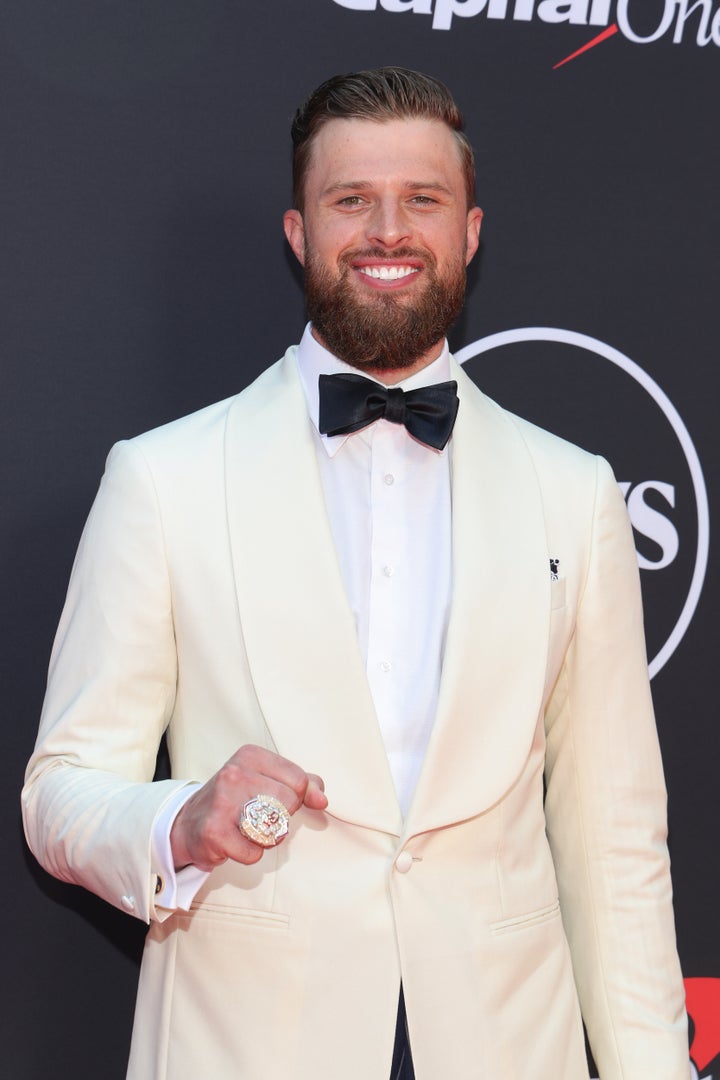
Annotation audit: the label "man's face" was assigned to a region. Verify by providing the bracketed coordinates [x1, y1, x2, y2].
[284, 117, 483, 380]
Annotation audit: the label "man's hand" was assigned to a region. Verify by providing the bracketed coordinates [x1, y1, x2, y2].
[170, 744, 328, 871]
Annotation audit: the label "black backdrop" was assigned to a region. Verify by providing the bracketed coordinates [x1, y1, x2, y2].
[3, 2, 718, 1076]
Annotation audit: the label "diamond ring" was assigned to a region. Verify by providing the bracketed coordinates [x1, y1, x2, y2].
[239, 794, 290, 847]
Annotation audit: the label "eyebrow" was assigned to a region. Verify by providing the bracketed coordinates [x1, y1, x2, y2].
[321, 180, 454, 198]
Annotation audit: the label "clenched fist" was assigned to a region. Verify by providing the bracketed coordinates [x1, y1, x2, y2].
[170, 744, 328, 871]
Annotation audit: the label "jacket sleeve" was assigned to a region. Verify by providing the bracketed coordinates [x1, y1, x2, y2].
[22, 440, 193, 923]
[543, 455, 689, 1078]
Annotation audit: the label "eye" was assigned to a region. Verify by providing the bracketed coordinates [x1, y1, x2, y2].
[409, 194, 438, 206]
[337, 195, 365, 207]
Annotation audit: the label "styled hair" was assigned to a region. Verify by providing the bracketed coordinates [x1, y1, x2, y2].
[291, 66, 476, 211]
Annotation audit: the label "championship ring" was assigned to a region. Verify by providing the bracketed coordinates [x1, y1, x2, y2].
[239, 794, 290, 847]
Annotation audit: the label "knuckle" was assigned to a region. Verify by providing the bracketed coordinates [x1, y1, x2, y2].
[236, 743, 264, 766]
[221, 762, 247, 790]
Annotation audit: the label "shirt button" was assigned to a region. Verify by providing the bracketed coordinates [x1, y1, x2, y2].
[382, 565, 395, 578]
[380, 661, 392, 673]
[383, 473, 394, 486]
[121, 894, 136, 912]
[395, 851, 413, 874]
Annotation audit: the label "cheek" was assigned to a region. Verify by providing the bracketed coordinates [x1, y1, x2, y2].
[417, 218, 467, 260]
[308, 228, 362, 272]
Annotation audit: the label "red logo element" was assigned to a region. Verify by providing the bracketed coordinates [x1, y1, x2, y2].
[685, 978, 720, 1074]
[553, 22, 619, 68]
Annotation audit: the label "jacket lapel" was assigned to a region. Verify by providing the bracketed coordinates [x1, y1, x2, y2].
[224, 349, 402, 836]
[406, 362, 551, 837]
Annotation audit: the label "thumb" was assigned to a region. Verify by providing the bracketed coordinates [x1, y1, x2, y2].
[304, 774, 328, 810]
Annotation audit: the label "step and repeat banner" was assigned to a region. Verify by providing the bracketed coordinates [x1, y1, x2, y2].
[3, 2, 718, 1076]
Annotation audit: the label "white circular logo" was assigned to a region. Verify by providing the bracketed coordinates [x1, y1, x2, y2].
[456, 327, 709, 679]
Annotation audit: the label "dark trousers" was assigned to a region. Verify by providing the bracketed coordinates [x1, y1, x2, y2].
[391, 984, 415, 1080]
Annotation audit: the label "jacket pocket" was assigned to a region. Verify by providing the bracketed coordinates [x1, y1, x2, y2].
[184, 901, 290, 930]
[489, 899, 561, 935]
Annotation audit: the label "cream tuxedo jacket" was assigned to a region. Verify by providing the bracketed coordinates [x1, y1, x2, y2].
[23, 349, 688, 1079]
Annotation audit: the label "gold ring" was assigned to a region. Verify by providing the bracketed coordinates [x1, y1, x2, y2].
[239, 795, 290, 847]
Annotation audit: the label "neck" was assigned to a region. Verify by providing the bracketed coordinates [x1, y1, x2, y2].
[310, 326, 445, 385]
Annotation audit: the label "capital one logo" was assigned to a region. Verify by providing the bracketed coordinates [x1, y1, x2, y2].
[456, 327, 709, 678]
[331, 0, 720, 63]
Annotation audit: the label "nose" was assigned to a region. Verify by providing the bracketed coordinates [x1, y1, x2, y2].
[365, 198, 411, 249]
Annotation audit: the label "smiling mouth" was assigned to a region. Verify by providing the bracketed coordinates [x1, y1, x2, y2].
[357, 265, 419, 281]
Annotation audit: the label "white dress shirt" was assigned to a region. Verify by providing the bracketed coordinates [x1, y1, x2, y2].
[296, 325, 453, 814]
[153, 324, 454, 910]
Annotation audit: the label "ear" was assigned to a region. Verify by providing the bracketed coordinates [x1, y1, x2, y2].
[283, 209, 306, 266]
[465, 206, 483, 266]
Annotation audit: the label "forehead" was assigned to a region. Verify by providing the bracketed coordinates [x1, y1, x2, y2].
[304, 116, 466, 194]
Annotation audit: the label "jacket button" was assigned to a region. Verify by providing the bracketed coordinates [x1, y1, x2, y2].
[395, 851, 413, 874]
[121, 894, 136, 912]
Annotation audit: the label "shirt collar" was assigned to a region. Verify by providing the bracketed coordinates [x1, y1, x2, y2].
[295, 323, 452, 458]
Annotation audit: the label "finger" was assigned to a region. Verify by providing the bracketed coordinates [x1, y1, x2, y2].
[251, 771, 328, 814]
[307, 772, 325, 793]
[230, 745, 312, 810]
[192, 820, 267, 872]
[303, 775, 328, 810]
[235, 748, 328, 816]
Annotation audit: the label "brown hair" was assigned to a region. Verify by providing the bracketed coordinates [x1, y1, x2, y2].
[291, 66, 475, 211]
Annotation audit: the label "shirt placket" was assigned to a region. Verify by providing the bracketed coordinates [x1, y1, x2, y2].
[366, 422, 406, 782]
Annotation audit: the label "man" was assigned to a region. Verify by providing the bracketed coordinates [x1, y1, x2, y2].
[23, 68, 688, 1078]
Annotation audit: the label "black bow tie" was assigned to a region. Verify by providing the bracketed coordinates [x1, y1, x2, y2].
[318, 373, 459, 451]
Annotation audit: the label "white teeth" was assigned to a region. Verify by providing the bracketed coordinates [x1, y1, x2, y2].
[359, 265, 417, 280]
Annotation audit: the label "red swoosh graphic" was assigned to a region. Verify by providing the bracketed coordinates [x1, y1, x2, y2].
[685, 977, 720, 1072]
[553, 23, 619, 70]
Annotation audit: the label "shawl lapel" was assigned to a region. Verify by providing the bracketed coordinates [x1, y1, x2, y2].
[406, 362, 551, 837]
[224, 349, 402, 836]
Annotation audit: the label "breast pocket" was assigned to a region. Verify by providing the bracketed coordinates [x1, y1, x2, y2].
[550, 578, 566, 610]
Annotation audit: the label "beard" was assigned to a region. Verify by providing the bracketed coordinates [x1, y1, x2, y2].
[303, 245, 467, 373]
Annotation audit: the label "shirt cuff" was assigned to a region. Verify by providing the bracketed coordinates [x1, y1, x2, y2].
[151, 783, 210, 913]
